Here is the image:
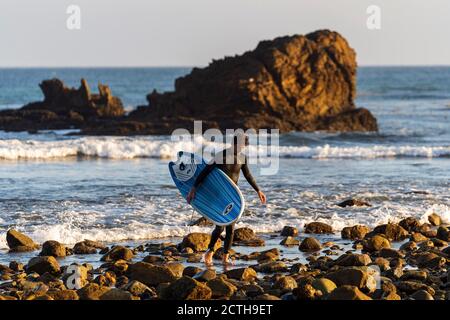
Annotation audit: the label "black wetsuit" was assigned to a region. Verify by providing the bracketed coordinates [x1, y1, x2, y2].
[193, 149, 260, 254]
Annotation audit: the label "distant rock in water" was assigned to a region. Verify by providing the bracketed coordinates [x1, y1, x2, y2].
[0, 78, 125, 132]
[123, 29, 377, 134]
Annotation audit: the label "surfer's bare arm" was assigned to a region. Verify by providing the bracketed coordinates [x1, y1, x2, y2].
[242, 162, 267, 204]
[187, 163, 216, 204]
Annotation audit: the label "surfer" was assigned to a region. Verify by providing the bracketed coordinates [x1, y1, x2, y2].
[187, 133, 267, 265]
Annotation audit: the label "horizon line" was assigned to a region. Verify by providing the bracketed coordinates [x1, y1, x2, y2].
[2, 64, 450, 69]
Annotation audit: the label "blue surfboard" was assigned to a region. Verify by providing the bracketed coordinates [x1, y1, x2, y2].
[168, 151, 245, 226]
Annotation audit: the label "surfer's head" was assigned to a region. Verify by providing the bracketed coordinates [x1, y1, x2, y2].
[233, 131, 249, 153]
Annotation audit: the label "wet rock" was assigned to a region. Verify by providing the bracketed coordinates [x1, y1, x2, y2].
[400, 241, 417, 252]
[413, 252, 446, 269]
[128, 262, 179, 286]
[256, 248, 280, 263]
[399, 217, 421, 232]
[47, 290, 79, 300]
[280, 236, 299, 246]
[234, 227, 256, 241]
[428, 213, 442, 226]
[410, 289, 434, 300]
[372, 257, 390, 272]
[379, 248, 405, 259]
[180, 233, 220, 252]
[326, 267, 377, 293]
[327, 285, 372, 300]
[165, 263, 184, 278]
[73, 240, 105, 254]
[305, 222, 333, 234]
[241, 284, 264, 297]
[6, 229, 39, 252]
[290, 263, 308, 273]
[311, 278, 337, 295]
[362, 235, 391, 252]
[124, 280, 156, 299]
[26, 256, 60, 275]
[341, 225, 370, 240]
[183, 266, 202, 277]
[333, 253, 372, 267]
[100, 246, 134, 262]
[299, 237, 322, 252]
[213, 247, 236, 260]
[410, 232, 428, 242]
[160, 276, 212, 300]
[9, 261, 24, 272]
[224, 267, 257, 281]
[40, 240, 67, 257]
[280, 226, 298, 237]
[395, 281, 435, 295]
[100, 288, 134, 300]
[76, 283, 111, 300]
[207, 278, 237, 298]
[254, 261, 288, 273]
[273, 276, 298, 292]
[400, 270, 428, 282]
[370, 223, 409, 241]
[193, 269, 216, 282]
[337, 199, 371, 208]
[234, 237, 265, 247]
[437, 226, 450, 241]
[295, 283, 321, 300]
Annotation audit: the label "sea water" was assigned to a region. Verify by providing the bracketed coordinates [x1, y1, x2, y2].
[0, 67, 449, 253]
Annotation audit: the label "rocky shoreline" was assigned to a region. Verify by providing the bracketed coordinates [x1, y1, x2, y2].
[1, 213, 449, 300]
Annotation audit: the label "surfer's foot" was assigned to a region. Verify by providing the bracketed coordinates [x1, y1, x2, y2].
[222, 253, 234, 266]
[204, 249, 214, 265]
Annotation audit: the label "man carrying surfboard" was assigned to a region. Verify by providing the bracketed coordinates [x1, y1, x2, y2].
[186, 133, 267, 265]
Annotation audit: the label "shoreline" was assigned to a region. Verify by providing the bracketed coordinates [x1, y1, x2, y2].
[1, 215, 449, 300]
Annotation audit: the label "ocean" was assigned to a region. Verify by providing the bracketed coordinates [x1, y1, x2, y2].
[0, 66, 449, 253]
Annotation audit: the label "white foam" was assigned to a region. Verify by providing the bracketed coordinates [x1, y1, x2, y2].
[0, 136, 449, 160]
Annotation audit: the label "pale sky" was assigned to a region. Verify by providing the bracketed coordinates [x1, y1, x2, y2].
[0, 0, 449, 67]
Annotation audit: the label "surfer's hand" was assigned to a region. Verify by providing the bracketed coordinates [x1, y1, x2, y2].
[257, 190, 267, 204]
[187, 187, 196, 204]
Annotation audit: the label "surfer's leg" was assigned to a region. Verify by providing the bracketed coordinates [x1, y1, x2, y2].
[222, 224, 235, 265]
[205, 225, 223, 265]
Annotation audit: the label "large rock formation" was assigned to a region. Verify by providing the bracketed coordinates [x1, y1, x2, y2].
[0, 30, 377, 135]
[123, 29, 377, 134]
[0, 78, 125, 132]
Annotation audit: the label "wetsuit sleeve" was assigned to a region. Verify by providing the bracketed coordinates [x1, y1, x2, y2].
[241, 160, 260, 192]
[193, 162, 217, 188]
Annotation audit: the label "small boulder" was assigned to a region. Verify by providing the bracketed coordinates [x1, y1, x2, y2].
[207, 277, 237, 298]
[326, 267, 377, 293]
[305, 222, 333, 234]
[180, 233, 220, 252]
[333, 253, 372, 267]
[76, 283, 111, 300]
[428, 213, 442, 226]
[280, 226, 298, 237]
[127, 262, 179, 286]
[437, 226, 450, 241]
[410, 289, 434, 300]
[193, 269, 216, 282]
[311, 278, 337, 295]
[337, 199, 371, 208]
[399, 217, 421, 232]
[341, 225, 370, 240]
[371, 223, 409, 241]
[124, 280, 155, 298]
[273, 276, 298, 292]
[6, 229, 39, 252]
[100, 246, 134, 262]
[100, 288, 134, 300]
[362, 235, 391, 252]
[224, 267, 257, 281]
[47, 290, 79, 300]
[160, 276, 212, 300]
[299, 237, 322, 252]
[233, 227, 256, 241]
[327, 285, 372, 300]
[280, 236, 299, 246]
[26, 256, 60, 275]
[40, 240, 67, 257]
